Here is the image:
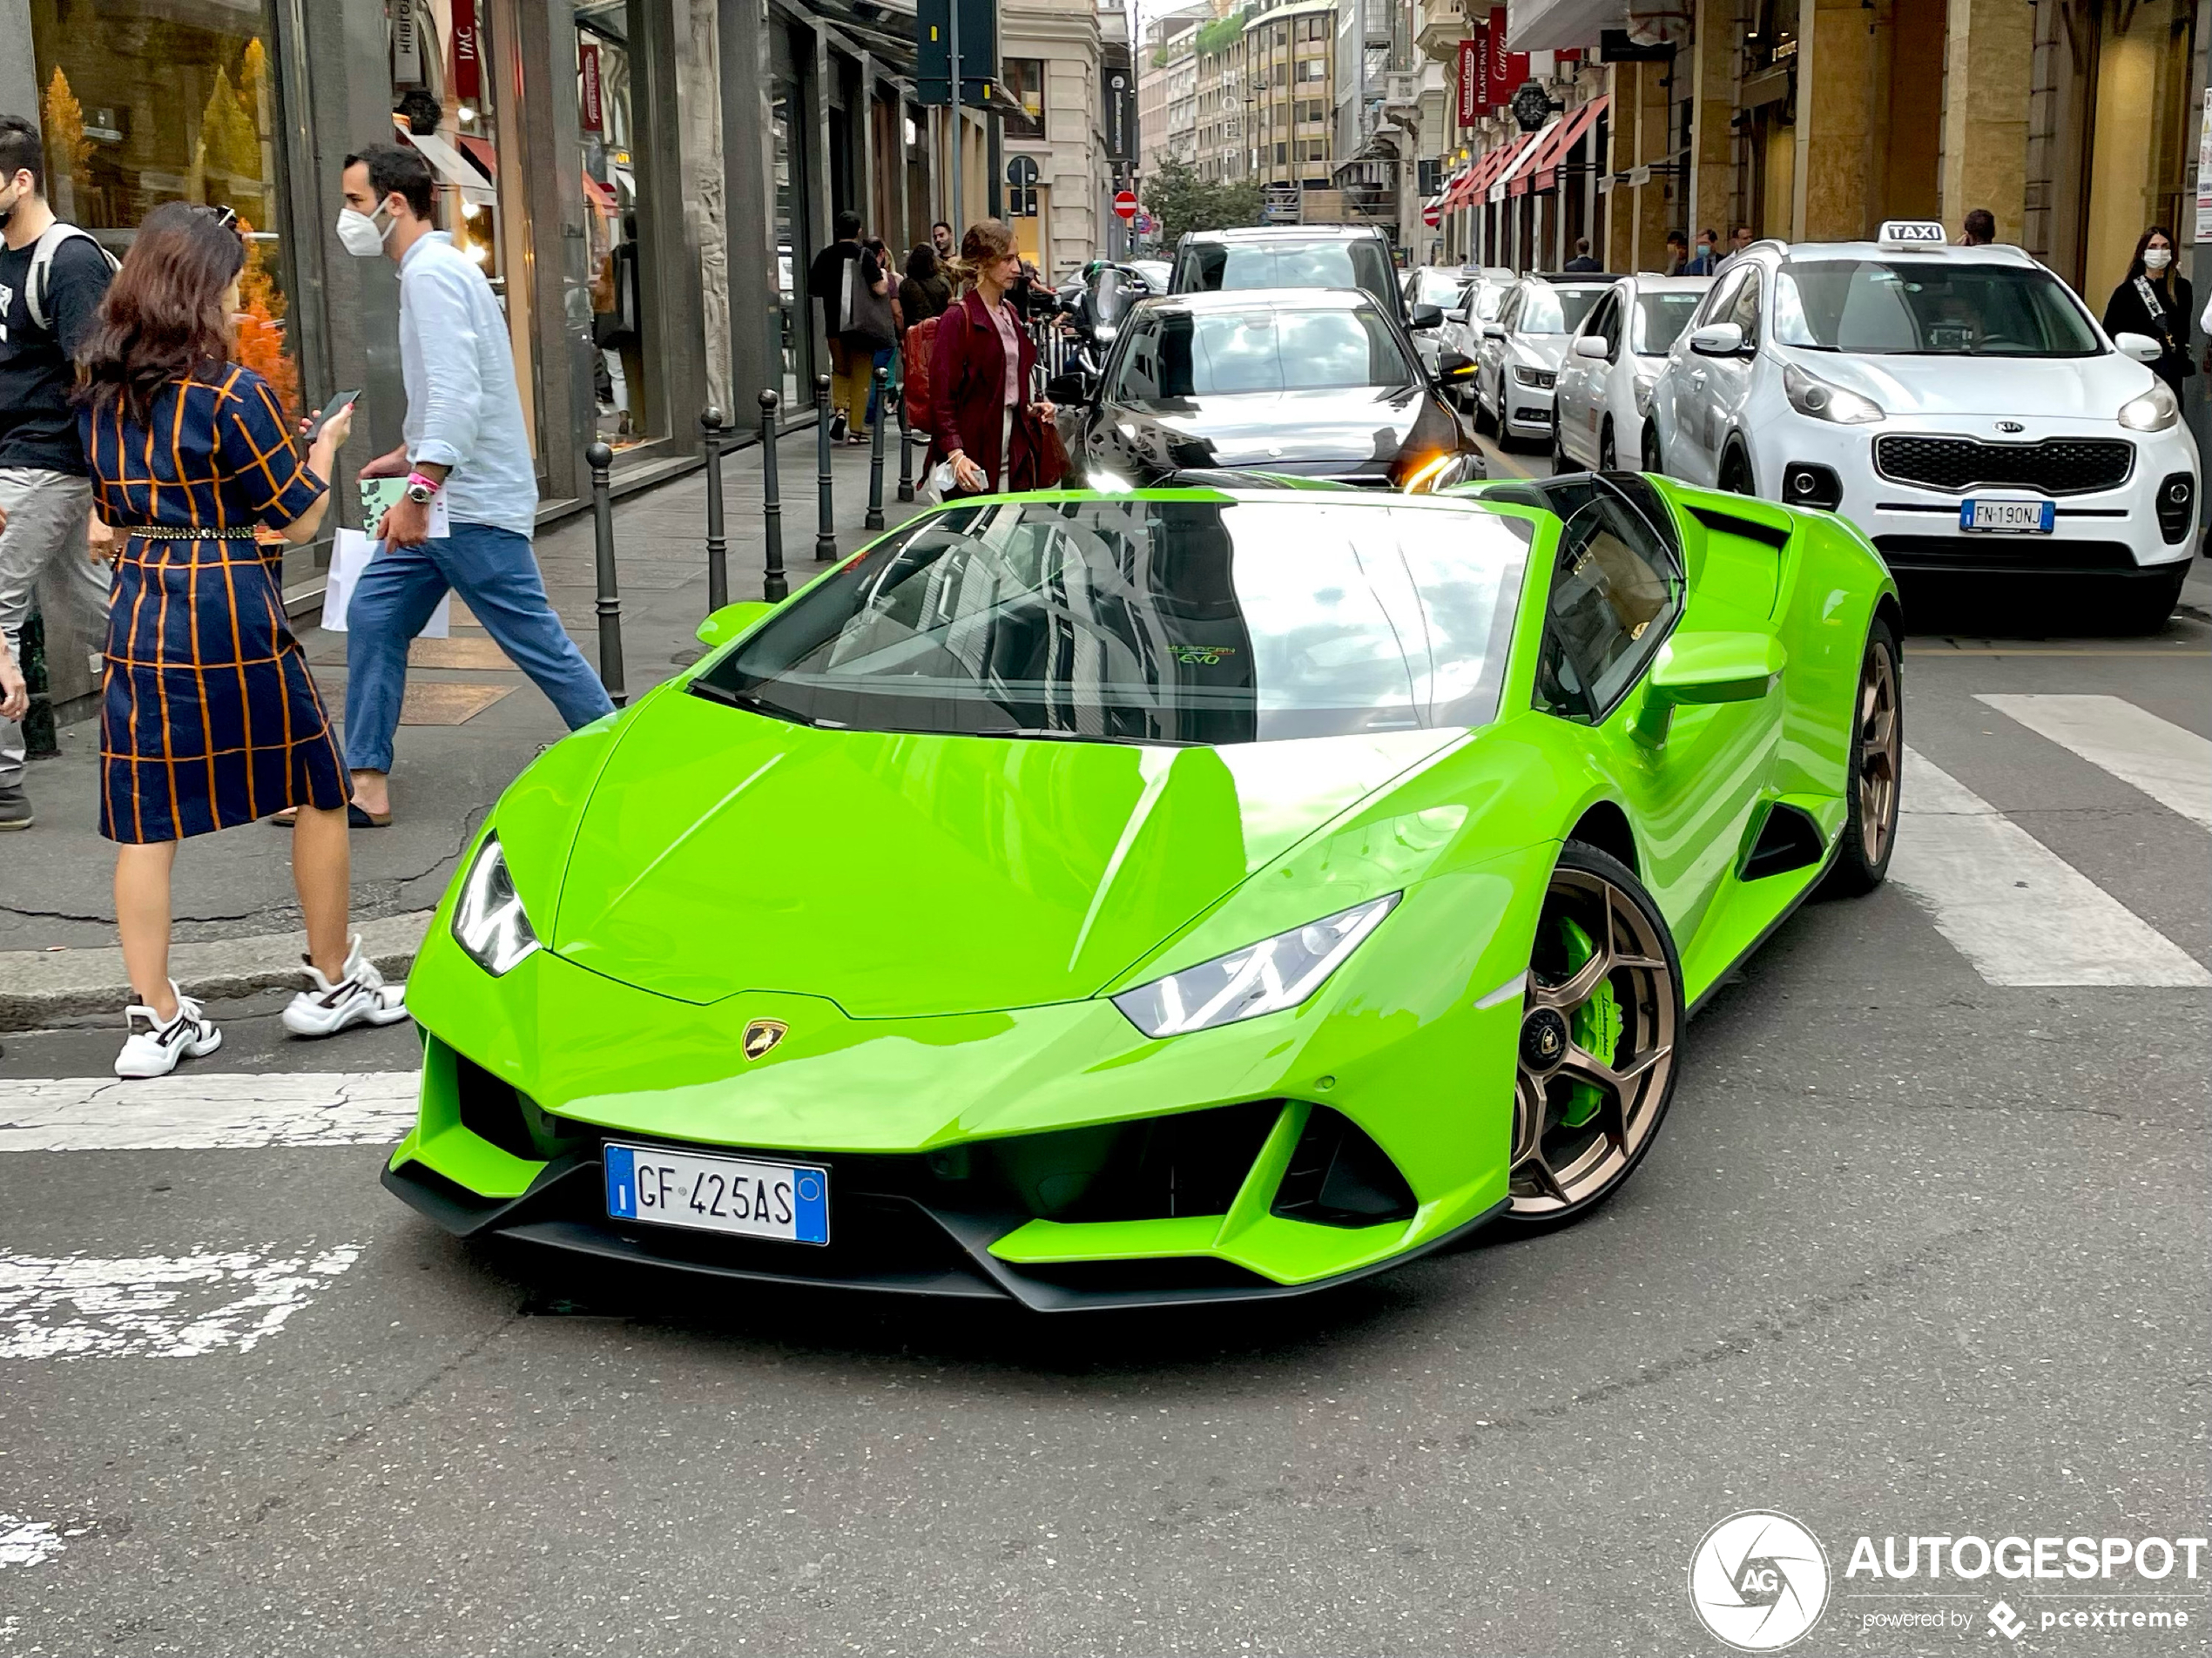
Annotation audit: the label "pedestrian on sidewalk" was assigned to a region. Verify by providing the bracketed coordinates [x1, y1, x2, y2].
[808, 211, 894, 444]
[1563, 238, 1602, 273]
[0, 504, 26, 723]
[932, 221, 955, 261]
[2101, 227, 2193, 401]
[75, 202, 407, 1077]
[320, 144, 612, 828]
[863, 234, 900, 434]
[0, 111, 119, 832]
[899, 244, 954, 329]
[927, 220, 1060, 498]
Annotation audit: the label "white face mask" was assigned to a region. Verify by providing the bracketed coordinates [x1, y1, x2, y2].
[335, 203, 394, 258]
[2143, 247, 2172, 272]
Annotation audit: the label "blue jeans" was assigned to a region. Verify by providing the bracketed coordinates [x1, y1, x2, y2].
[342, 521, 613, 775]
[865, 345, 894, 428]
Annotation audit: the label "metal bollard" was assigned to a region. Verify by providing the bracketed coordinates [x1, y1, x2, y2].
[759, 388, 787, 603]
[813, 372, 837, 562]
[866, 366, 888, 530]
[586, 441, 626, 708]
[19, 607, 57, 758]
[896, 381, 915, 503]
[701, 405, 729, 613]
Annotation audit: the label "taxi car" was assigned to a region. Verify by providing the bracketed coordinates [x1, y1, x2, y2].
[1550, 273, 1711, 472]
[1644, 221, 2198, 628]
[1472, 274, 1616, 448]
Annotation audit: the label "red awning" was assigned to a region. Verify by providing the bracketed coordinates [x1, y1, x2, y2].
[455, 133, 497, 179]
[1442, 168, 1477, 211]
[1512, 94, 1608, 196]
[1467, 130, 1537, 205]
[583, 172, 616, 213]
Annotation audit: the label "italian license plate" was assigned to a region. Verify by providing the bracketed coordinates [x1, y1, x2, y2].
[604, 1143, 828, 1244]
[1960, 497, 2055, 534]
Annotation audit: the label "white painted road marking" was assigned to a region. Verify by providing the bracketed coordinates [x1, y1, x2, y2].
[0, 1072, 417, 1154]
[0, 1247, 361, 1359]
[0, 1516, 68, 1569]
[1977, 693, 2212, 830]
[1889, 749, 2212, 988]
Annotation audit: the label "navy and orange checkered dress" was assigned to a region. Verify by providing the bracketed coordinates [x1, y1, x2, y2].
[81, 366, 348, 844]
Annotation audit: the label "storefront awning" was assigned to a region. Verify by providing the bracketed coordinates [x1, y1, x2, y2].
[400, 124, 496, 209]
[1511, 94, 1607, 195]
[1503, 0, 1631, 52]
[1486, 125, 1551, 205]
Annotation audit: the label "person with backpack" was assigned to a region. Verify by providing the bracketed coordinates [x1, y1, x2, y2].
[807, 211, 894, 443]
[0, 111, 119, 831]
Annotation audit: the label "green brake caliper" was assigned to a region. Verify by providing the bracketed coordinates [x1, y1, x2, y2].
[1555, 915, 1621, 1129]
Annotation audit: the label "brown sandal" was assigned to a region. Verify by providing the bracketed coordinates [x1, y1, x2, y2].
[268, 802, 392, 828]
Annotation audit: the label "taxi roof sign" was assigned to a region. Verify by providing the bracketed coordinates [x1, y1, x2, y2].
[1878, 219, 1948, 249]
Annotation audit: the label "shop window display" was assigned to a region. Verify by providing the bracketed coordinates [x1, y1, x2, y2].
[28, 0, 299, 415]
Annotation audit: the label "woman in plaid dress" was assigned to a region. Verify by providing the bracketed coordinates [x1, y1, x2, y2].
[77, 203, 406, 1078]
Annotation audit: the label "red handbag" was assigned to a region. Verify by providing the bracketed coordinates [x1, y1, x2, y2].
[902, 316, 941, 430]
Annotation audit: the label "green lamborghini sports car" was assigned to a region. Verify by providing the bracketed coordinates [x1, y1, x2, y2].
[385, 472, 1902, 1311]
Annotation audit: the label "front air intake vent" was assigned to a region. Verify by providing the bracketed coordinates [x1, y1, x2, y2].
[1271, 1107, 1418, 1228]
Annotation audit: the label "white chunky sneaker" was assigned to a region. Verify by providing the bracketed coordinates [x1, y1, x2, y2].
[281, 934, 410, 1038]
[114, 986, 224, 1079]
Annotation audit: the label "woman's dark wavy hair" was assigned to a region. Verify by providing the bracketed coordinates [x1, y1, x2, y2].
[77, 202, 246, 426]
[2125, 226, 2177, 285]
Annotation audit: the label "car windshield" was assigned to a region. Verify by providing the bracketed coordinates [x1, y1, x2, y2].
[1517, 285, 1606, 335]
[1408, 269, 1472, 307]
[1472, 286, 1505, 320]
[695, 498, 1531, 745]
[1634, 293, 1703, 354]
[1113, 306, 1416, 397]
[1773, 259, 2103, 356]
[1181, 239, 1399, 311]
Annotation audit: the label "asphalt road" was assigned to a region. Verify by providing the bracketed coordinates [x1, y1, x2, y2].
[3, 440, 2208, 1656]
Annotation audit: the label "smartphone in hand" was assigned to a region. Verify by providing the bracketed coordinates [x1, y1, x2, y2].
[301, 389, 361, 448]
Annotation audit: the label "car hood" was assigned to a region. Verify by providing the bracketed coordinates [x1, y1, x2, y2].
[1778, 347, 2155, 419]
[1105, 385, 1428, 472]
[1508, 334, 1572, 372]
[543, 687, 1460, 1016]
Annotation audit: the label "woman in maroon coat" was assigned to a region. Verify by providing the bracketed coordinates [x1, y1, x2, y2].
[927, 219, 1058, 495]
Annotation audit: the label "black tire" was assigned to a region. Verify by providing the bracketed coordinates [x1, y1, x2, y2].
[1495, 839, 1685, 1233]
[2107, 565, 2188, 636]
[1472, 376, 1497, 436]
[1822, 617, 1903, 898]
[1599, 420, 1616, 473]
[1548, 417, 1568, 474]
[1642, 425, 1662, 475]
[1718, 443, 1756, 495]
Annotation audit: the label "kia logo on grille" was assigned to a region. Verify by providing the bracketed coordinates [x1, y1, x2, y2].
[1995, 421, 2025, 434]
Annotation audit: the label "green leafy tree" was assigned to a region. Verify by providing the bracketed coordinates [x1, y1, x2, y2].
[1143, 155, 1263, 243]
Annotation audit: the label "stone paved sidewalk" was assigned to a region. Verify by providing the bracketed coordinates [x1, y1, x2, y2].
[0, 426, 931, 1028]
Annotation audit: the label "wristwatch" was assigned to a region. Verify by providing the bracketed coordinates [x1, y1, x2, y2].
[403, 470, 441, 505]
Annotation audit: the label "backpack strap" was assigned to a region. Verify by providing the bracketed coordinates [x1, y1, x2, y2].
[26, 223, 119, 335]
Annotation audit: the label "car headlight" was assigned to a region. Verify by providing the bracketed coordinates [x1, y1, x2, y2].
[1512, 365, 1555, 389]
[1110, 893, 1400, 1038]
[1633, 373, 1656, 418]
[1096, 322, 1117, 343]
[452, 834, 540, 976]
[1783, 362, 1883, 424]
[2118, 380, 2179, 432]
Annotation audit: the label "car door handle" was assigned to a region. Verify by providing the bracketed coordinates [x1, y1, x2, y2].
[1689, 370, 1707, 387]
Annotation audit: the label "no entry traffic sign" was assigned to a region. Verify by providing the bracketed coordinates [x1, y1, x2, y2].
[1423, 202, 1442, 227]
[1113, 190, 1138, 221]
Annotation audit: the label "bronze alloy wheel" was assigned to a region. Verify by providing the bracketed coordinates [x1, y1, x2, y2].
[1507, 853, 1680, 1222]
[1855, 639, 1901, 866]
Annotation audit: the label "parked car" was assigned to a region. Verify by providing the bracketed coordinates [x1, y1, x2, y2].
[1471, 274, 1616, 447]
[1550, 273, 1711, 471]
[1404, 266, 1476, 374]
[1642, 223, 2198, 628]
[1050, 287, 1480, 490]
[1437, 277, 1514, 408]
[1170, 225, 1431, 332]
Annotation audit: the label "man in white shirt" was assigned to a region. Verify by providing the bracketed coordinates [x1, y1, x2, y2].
[329, 144, 611, 826]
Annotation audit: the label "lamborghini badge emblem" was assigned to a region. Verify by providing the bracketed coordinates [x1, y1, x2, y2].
[742, 1019, 788, 1061]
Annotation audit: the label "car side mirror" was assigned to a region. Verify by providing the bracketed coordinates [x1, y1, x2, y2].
[1481, 322, 1507, 340]
[1436, 349, 1478, 382]
[1633, 631, 1786, 745]
[1046, 370, 1097, 407]
[1573, 335, 1610, 361]
[696, 599, 779, 650]
[1410, 302, 1444, 331]
[1689, 321, 1748, 357]
[2114, 330, 2163, 363]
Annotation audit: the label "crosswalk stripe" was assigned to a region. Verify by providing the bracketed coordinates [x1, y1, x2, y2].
[1889, 748, 2212, 988]
[0, 1246, 361, 1359]
[0, 1516, 68, 1569]
[1976, 693, 2212, 830]
[0, 1072, 416, 1154]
